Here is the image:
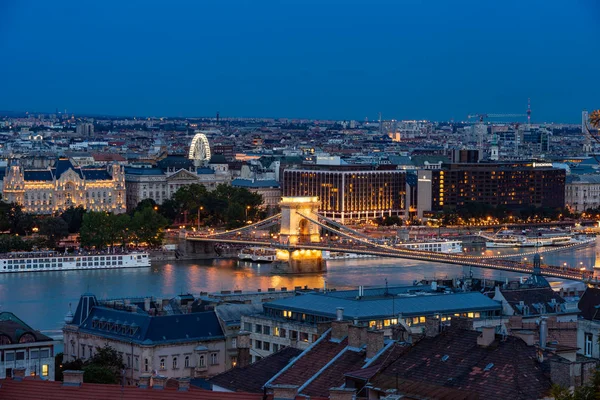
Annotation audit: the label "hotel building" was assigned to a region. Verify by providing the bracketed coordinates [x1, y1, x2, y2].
[281, 165, 406, 223]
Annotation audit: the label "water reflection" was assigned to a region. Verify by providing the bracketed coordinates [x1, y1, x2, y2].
[0, 244, 595, 331]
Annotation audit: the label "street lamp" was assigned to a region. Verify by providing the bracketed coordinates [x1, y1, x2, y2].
[246, 205, 251, 222]
[197, 206, 204, 231]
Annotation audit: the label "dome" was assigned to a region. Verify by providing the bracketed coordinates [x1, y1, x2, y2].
[64, 310, 74, 324]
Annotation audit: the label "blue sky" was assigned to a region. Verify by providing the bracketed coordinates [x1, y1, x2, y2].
[0, 0, 598, 122]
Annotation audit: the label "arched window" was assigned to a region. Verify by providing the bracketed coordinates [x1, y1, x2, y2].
[172, 357, 178, 369]
[160, 358, 165, 370]
[184, 356, 190, 368]
[199, 355, 205, 368]
[0, 335, 12, 345]
[210, 353, 217, 365]
[144, 358, 149, 372]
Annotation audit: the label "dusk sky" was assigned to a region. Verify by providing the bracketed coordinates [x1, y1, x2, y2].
[1, 0, 599, 122]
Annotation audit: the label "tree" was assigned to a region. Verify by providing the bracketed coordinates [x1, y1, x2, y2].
[131, 198, 157, 215]
[56, 345, 124, 385]
[131, 207, 169, 247]
[39, 217, 69, 248]
[158, 198, 180, 222]
[80, 212, 112, 249]
[60, 206, 86, 233]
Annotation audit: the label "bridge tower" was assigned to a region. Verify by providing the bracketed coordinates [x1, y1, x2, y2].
[275, 196, 325, 274]
[594, 236, 600, 270]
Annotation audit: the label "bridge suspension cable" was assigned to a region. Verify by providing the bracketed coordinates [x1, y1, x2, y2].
[312, 212, 375, 241]
[199, 213, 282, 238]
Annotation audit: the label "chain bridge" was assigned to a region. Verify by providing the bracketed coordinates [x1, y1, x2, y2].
[186, 197, 598, 282]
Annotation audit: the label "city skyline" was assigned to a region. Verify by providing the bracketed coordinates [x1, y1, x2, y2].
[1, 0, 599, 123]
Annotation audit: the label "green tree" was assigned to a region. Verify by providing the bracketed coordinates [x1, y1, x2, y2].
[60, 206, 86, 233]
[131, 207, 169, 247]
[80, 212, 112, 249]
[56, 345, 124, 385]
[158, 198, 180, 222]
[39, 217, 69, 248]
[131, 198, 157, 215]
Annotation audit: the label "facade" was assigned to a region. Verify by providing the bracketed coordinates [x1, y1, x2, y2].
[417, 161, 566, 215]
[124, 156, 231, 211]
[565, 174, 600, 212]
[63, 294, 227, 385]
[2, 158, 126, 214]
[231, 178, 281, 209]
[281, 165, 406, 222]
[0, 312, 55, 380]
[241, 289, 501, 362]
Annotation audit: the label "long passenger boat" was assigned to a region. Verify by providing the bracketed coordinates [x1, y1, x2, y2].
[0, 251, 150, 273]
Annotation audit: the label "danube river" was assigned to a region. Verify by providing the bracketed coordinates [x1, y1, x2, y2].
[0, 244, 596, 332]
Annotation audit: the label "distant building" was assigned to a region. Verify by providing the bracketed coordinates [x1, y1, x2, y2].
[76, 123, 94, 137]
[124, 155, 231, 210]
[565, 175, 600, 212]
[2, 158, 126, 214]
[416, 161, 566, 217]
[63, 293, 227, 385]
[281, 165, 406, 223]
[231, 179, 281, 209]
[0, 311, 56, 380]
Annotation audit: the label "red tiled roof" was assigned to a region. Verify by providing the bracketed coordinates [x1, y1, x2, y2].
[271, 332, 348, 387]
[370, 329, 552, 400]
[92, 152, 126, 161]
[0, 379, 264, 400]
[302, 348, 366, 397]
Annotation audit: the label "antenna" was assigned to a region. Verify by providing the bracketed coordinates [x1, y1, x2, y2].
[527, 98, 531, 127]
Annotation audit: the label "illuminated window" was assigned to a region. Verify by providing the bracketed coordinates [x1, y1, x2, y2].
[274, 327, 280, 336]
[468, 312, 474, 318]
[412, 317, 419, 325]
[419, 317, 426, 323]
[42, 365, 48, 377]
[384, 319, 391, 327]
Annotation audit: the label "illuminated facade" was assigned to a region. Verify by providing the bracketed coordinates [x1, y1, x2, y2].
[282, 166, 406, 223]
[3, 158, 126, 214]
[423, 162, 565, 212]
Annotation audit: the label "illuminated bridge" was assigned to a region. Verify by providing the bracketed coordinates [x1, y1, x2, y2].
[186, 197, 598, 282]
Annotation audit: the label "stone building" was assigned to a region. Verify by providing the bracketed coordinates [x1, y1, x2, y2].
[2, 158, 126, 214]
[0, 312, 56, 380]
[565, 174, 600, 212]
[63, 293, 227, 385]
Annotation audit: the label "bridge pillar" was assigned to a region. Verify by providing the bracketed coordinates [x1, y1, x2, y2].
[275, 196, 325, 274]
[594, 236, 600, 269]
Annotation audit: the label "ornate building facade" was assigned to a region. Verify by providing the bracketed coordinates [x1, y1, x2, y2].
[2, 158, 126, 214]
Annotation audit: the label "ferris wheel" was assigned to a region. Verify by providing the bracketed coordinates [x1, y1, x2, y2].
[188, 132, 212, 166]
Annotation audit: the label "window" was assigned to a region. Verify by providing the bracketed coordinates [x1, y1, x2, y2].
[255, 324, 262, 334]
[81, 344, 86, 358]
[5, 352, 14, 362]
[255, 340, 262, 350]
[210, 353, 218, 365]
[279, 328, 286, 338]
[30, 350, 39, 359]
[231, 356, 237, 368]
[300, 332, 309, 342]
[263, 342, 270, 351]
[585, 333, 594, 357]
[244, 322, 252, 331]
[144, 358, 149, 372]
[231, 338, 237, 348]
[273, 344, 279, 352]
[160, 358, 165, 370]
[16, 351, 25, 361]
[173, 357, 178, 369]
[263, 326, 271, 335]
[274, 326, 280, 336]
[199, 355, 205, 367]
[283, 310, 292, 318]
[184, 356, 190, 368]
[42, 365, 48, 377]
[135, 357, 139, 371]
[290, 331, 298, 340]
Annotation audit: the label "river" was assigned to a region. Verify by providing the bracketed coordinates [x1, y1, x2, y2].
[0, 244, 596, 332]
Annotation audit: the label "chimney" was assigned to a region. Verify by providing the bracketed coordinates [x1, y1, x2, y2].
[424, 317, 440, 338]
[138, 373, 152, 388]
[366, 330, 385, 359]
[348, 324, 368, 349]
[540, 317, 548, 349]
[336, 307, 344, 321]
[236, 331, 251, 368]
[331, 320, 350, 342]
[329, 387, 357, 400]
[271, 384, 299, 400]
[12, 367, 26, 381]
[477, 326, 496, 347]
[317, 321, 330, 336]
[144, 297, 151, 312]
[152, 375, 167, 390]
[177, 377, 190, 391]
[63, 370, 84, 386]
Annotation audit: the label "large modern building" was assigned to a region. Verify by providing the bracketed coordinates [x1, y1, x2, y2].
[2, 158, 126, 214]
[0, 312, 56, 380]
[416, 161, 566, 217]
[63, 293, 228, 385]
[281, 164, 406, 222]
